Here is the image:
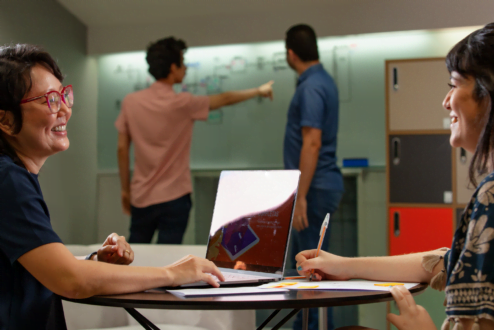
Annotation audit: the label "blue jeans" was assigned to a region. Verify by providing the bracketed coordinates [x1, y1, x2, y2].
[129, 194, 192, 244]
[291, 188, 343, 330]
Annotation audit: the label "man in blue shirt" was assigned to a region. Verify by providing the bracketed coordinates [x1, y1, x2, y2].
[284, 24, 344, 330]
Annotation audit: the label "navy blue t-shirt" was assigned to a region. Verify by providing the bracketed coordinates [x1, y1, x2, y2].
[283, 63, 344, 191]
[0, 155, 66, 330]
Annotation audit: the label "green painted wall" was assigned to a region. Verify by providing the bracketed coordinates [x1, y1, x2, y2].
[0, 0, 98, 244]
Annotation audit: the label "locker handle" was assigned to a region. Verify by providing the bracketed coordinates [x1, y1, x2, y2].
[392, 137, 400, 165]
[460, 148, 467, 164]
[394, 212, 400, 237]
[393, 67, 399, 91]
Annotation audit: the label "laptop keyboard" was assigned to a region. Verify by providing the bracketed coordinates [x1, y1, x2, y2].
[210, 272, 271, 283]
[175, 272, 276, 288]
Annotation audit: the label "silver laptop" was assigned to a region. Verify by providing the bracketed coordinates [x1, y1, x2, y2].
[181, 170, 300, 287]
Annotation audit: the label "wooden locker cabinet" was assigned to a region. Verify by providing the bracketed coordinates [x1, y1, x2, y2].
[389, 134, 452, 204]
[387, 59, 451, 131]
[389, 207, 453, 255]
[386, 57, 458, 330]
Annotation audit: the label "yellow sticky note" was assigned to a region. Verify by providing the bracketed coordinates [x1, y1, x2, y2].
[297, 285, 319, 289]
[374, 283, 404, 287]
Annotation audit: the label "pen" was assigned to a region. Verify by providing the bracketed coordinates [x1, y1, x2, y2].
[309, 213, 330, 281]
[284, 276, 306, 280]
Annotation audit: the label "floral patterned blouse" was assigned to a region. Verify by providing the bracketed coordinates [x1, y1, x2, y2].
[445, 172, 494, 321]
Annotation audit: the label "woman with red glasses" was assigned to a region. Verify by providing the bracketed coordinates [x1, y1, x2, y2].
[0, 44, 224, 330]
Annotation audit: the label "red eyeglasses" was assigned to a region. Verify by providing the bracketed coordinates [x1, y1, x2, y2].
[20, 85, 74, 113]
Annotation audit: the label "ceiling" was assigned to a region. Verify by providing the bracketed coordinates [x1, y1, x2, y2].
[56, 0, 337, 28]
[56, 0, 493, 55]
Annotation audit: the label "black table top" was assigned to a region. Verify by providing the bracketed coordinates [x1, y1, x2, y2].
[63, 283, 427, 310]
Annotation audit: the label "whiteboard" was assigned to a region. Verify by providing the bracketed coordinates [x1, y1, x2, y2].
[96, 27, 477, 170]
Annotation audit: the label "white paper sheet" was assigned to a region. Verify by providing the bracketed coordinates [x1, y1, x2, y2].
[258, 280, 419, 291]
[167, 286, 289, 298]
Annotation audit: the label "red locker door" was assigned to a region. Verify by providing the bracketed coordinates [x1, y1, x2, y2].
[389, 207, 453, 256]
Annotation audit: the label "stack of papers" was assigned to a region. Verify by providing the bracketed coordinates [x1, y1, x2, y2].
[167, 286, 288, 298]
[258, 280, 419, 291]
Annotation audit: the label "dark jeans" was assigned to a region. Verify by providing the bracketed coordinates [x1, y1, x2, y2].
[129, 194, 192, 244]
[290, 188, 343, 330]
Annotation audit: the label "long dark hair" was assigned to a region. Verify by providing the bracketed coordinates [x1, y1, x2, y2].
[0, 44, 63, 168]
[446, 23, 494, 186]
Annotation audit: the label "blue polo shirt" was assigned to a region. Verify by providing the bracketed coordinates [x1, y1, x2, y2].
[283, 63, 343, 192]
[0, 155, 66, 330]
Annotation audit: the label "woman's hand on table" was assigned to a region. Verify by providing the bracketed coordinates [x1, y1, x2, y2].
[387, 285, 436, 330]
[295, 250, 350, 280]
[96, 233, 134, 265]
[164, 255, 225, 288]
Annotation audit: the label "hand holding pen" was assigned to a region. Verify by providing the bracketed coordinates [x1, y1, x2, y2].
[309, 213, 330, 281]
[295, 227, 352, 282]
[295, 213, 354, 281]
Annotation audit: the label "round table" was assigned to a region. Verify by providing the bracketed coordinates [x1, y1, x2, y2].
[64, 283, 427, 330]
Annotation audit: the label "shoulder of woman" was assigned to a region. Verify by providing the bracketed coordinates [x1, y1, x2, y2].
[475, 173, 494, 207]
[0, 155, 37, 193]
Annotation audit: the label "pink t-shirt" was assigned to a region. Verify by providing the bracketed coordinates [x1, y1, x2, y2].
[115, 81, 209, 208]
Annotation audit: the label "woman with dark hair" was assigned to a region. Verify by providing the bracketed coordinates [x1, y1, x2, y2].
[0, 44, 224, 330]
[296, 23, 494, 330]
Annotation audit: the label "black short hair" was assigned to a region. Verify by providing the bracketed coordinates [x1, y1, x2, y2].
[146, 37, 187, 80]
[446, 23, 494, 186]
[285, 24, 319, 62]
[0, 44, 63, 168]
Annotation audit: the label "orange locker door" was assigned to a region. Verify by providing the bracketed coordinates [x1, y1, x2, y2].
[389, 207, 453, 256]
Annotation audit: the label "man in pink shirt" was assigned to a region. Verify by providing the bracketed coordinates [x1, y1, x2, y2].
[115, 37, 273, 244]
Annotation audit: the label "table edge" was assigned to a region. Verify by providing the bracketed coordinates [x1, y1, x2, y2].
[62, 283, 428, 310]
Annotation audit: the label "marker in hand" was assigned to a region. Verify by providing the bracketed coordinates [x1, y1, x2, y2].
[309, 213, 330, 281]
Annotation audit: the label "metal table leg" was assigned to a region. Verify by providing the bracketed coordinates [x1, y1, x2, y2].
[257, 309, 281, 330]
[126, 306, 305, 330]
[302, 308, 309, 330]
[271, 309, 301, 330]
[125, 308, 161, 330]
[258, 309, 301, 330]
[319, 307, 328, 330]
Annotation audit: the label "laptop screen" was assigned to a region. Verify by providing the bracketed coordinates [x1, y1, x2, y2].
[205, 170, 300, 274]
